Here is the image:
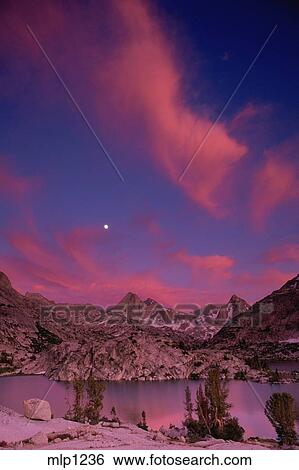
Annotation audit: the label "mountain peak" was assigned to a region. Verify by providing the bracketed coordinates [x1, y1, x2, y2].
[119, 292, 143, 305]
[0, 271, 12, 290]
[277, 274, 299, 292]
[228, 294, 248, 304]
[144, 297, 158, 306]
[25, 292, 54, 305]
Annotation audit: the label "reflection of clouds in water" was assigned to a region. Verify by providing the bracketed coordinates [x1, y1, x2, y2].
[102, 380, 188, 428]
[0, 375, 298, 437]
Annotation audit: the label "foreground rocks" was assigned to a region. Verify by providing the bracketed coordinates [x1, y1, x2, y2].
[159, 425, 187, 440]
[23, 399, 52, 421]
[28, 431, 49, 446]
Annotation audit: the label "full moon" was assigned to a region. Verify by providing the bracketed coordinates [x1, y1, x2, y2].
[104, 224, 109, 230]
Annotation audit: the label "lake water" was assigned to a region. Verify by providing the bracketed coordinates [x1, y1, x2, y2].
[0, 375, 298, 438]
[269, 361, 299, 372]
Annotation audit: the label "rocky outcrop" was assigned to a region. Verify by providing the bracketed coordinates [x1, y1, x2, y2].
[209, 275, 299, 364]
[211, 275, 299, 346]
[27, 326, 195, 381]
[0, 270, 62, 373]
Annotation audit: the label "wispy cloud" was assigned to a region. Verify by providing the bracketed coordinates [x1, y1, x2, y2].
[0, 158, 38, 200]
[1, 0, 248, 217]
[250, 136, 299, 228]
[97, 0, 247, 216]
[230, 102, 272, 131]
[264, 243, 299, 264]
[173, 249, 235, 279]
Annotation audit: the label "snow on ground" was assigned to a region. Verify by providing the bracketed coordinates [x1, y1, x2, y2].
[0, 407, 81, 443]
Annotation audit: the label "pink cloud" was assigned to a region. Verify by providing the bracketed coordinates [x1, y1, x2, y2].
[55, 226, 106, 275]
[94, 0, 247, 216]
[2, 224, 296, 307]
[234, 268, 296, 298]
[0, 160, 36, 200]
[173, 249, 235, 279]
[1, 0, 247, 216]
[230, 102, 272, 131]
[0, 227, 197, 306]
[265, 243, 299, 264]
[251, 137, 299, 228]
[8, 232, 83, 292]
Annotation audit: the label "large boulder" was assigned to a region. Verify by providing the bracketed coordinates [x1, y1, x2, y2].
[23, 398, 52, 421]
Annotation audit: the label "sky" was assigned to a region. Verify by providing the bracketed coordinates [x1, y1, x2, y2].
[0, 0, 298, 307]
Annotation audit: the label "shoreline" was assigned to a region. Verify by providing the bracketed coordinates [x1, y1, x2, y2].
[0, 407, 285, 451]
[0, 370, 298, 385]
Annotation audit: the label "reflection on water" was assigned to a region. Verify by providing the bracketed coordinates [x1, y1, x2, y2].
[269, 361, 299, 372]
[0, 375, 298, 438]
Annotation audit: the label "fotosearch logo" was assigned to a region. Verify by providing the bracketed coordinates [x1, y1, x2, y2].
[39, 301, 274, 329]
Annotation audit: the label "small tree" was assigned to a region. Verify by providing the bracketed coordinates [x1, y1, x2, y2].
[195, 384, 211, 434]
[110, 405, 120, 424]
[111, 406, 117, 422]
[137, 410, 148, 431]
[66, 379, 85, 423]
[84, 376, 105, 425]
[66, 377, 105, 425]
[183, 367, 244, 443]
[265, 393, 297, 446]
[245, 355, 268, 370]
[205, 366, 230, 430]
[184, 386, 193, 422]
[234, 370, 247, 381]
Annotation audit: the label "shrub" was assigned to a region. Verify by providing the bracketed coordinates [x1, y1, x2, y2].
[269, 369, 280, 384]
[189, 372, 200, 380]
[110, 406, 120, 423]
[0, 352, 13, 365]
[234, 370, 247, 381]
[0, 366, 15, 374]
[245, 355, 268, 370]
[185, 419, 208, 443]
[265, 393, 297, 446]
[31, 323, 62, 352]
[215, 417, 245, 441]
